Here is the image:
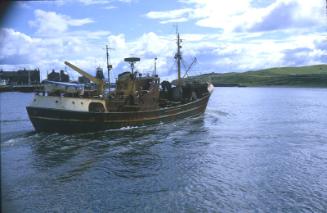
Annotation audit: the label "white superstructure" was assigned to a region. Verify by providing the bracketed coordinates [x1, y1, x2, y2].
[30, 95, 107, 112]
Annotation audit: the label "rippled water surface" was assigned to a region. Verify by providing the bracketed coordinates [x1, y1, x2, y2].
[1, 88, 327, 212]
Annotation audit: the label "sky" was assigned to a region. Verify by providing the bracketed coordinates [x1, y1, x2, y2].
[0, 0, 326, 81]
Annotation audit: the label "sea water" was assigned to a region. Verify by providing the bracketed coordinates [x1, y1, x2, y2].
[1, 88, 327, 212]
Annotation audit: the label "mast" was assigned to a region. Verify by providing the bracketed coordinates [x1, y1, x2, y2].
[153, 57, 157, 76]
[176, 32, 182, 86]
[106, 45, 113, 92]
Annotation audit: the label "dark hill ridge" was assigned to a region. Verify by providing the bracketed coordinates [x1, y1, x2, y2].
[185, 64, 327, 87]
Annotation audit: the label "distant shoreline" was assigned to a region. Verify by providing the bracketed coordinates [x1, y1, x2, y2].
[1, 86, 326, 94]
[0, 85, 42, 93]
[186, 64, 327, 88]
[213, 83, 327, 88]
[2, 64, 327, 92]
[214, 85, 327, 88]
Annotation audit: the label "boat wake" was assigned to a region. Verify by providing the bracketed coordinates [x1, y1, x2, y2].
[1, 131, 38, 147]
[206, 107, 229, 116]
[118, 125, 146, 131]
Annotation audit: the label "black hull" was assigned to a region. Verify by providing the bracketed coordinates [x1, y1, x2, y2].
[26, 94, 211, 133]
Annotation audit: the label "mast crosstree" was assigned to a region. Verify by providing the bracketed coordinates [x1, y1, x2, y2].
[174, 28, 197, 85]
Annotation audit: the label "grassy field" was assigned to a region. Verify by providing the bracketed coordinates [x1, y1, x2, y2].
[185, 64, 327, 87]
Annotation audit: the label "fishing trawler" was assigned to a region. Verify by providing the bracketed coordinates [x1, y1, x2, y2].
[26, 32, 214, 133]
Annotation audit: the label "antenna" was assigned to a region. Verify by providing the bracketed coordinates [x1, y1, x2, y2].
[106, 44, 113, 92]
[124, 57, 140, 74]
[174, 27, 182, 86]
[153, 57, 157, 76]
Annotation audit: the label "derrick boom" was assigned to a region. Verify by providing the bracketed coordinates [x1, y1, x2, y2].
[64, 61, 104, 95]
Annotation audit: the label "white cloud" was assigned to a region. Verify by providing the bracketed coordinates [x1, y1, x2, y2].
[145, 0, 325, 32]
[1, 26, 327, 81]
[0, 28, 110, 79]
[104, 5, 117, 10]
[108, 34, 127, 50]
[78, 0, 109, 5]
[0, 27, 179, 80]
[0, 28, 37, 60]
[105, 32, 177, 79]
[247, 0, 325, 32]
[2, 0, 326, 83]
[145, 8, 193, 24]
[53, 0, 133, 6]
[29, 9, 93, 35]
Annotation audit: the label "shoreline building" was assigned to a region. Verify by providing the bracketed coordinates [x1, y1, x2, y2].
[0, 68, 40, 85]
[78, 76, 91, 84]
[47, 70, 70, 82]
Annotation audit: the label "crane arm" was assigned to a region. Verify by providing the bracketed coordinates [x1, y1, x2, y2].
[65, 61, 103, 85]
[65, 61, 105, 95]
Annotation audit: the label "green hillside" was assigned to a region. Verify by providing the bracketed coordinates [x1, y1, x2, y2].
[185, 64, 327, 87]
